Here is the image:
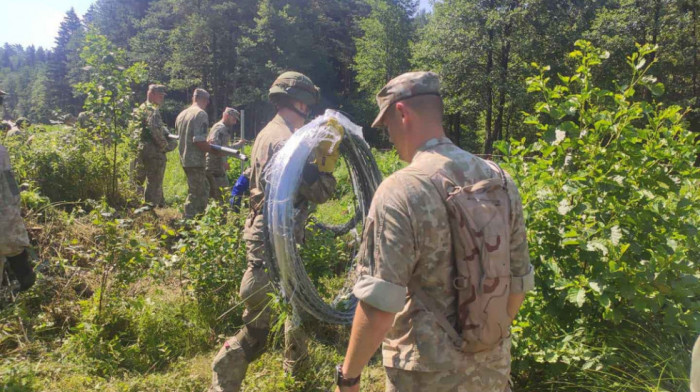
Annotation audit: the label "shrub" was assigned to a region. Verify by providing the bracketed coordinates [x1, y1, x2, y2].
[500, 41, 699, 390]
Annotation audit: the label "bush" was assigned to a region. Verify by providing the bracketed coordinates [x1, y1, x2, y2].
[5, 126, 130, 204]
[174, 204, 249, 333]
[501, 41, 699, 390]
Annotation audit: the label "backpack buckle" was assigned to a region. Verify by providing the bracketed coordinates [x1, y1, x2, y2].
[453, 276, 470, 290]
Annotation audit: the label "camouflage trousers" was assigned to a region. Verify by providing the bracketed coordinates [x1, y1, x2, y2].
[133, 153, 167, 206]
[206, 171, 229, 202]
[183, 167, 210, 219]
[385, 339, 512, 392]
[209, 237, 308, 392]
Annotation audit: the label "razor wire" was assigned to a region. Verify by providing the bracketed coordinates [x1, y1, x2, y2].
[264, 110, 382, 324]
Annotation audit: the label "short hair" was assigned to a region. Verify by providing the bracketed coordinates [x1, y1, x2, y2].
[388, 94, 444, 123]
[193, 88, 210, 100]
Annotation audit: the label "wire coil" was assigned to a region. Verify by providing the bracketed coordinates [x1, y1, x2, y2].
[264, 110, 382, 324]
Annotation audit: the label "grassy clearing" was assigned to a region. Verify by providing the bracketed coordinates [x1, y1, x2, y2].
[1, 124, 695, 392]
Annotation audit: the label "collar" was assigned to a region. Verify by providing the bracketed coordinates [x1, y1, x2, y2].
[416, 137, 453, 153]
[271, 113, 296, 132]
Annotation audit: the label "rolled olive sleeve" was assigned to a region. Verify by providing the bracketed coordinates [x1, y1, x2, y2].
[353, 275, 407, 313]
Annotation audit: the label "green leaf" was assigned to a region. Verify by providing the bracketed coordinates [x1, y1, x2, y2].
[649, 82, 665, 97]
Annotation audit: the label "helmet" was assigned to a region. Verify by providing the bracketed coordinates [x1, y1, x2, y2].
[16, 117, 31, 129]
[268, 71, 320, 107]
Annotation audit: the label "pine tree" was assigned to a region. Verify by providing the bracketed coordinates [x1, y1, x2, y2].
[45, 8, 85, 115]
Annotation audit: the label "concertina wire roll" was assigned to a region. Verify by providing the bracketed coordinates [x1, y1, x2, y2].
[263, 109, 382, 324]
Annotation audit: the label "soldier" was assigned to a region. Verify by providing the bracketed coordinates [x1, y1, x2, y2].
[131, 84, 177, 207]
[335, 72, 535, 392]
[1, 143, 36, 291]
[175, 88, 215, 219]
[205, 107, 245, 201]
[209, 71, 340, 392]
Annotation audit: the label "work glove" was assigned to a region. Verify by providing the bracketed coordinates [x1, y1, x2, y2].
[314, 119, 344, 174]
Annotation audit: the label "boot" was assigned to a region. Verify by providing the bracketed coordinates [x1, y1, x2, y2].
[6, 250, 35, 292]
[283, 311, 308, 375]
[210, 337, 249, 392]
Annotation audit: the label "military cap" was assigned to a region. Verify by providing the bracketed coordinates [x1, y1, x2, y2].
[224, 107, 240, 120]
[148, 84, 167, 94]
[194, 88, 210, 99]
[371, 71, 441, 128]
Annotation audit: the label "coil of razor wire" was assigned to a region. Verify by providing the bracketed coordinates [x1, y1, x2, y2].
[264, 110, 382, 324]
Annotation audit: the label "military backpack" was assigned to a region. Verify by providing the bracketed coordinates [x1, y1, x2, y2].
[412, 158, 513, 353]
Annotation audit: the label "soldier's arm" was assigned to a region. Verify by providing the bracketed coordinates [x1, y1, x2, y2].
[194, 112, 215, 153]
[149, 108, 169, 151]
[231, 139, 246, 149]
[297, 158, 337, 204]
[340, 178, 416, 390]
[337, 302, 395, 392]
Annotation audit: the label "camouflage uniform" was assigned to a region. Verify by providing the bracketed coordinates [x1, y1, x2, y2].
[132, 101, 176, 206]
[205, 121, 236, 201]
[211, 114, 337, 391]
[176, 104, 210, 218]
[1, 144, 34, 290]
[353, 72, 534, 391]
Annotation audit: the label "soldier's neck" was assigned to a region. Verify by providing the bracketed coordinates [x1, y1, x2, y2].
[277, 108, 305, 131]
[404, 124, 446, 163]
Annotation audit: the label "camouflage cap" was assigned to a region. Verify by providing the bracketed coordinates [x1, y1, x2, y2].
[371, 71, 441, 128]
[148, 84, 167, 94]
[224, 107, 240, 120]
[193, 88, 210, 99]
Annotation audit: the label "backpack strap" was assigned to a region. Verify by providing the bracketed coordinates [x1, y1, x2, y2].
[485, 159, 512, 222]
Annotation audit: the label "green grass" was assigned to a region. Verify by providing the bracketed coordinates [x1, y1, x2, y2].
[163, 150, 188, 205]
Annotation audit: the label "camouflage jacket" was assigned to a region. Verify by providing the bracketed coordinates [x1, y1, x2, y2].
[176, 105, 209, 168]
[0, 145, 30, 257]
[243, 114, 336, 243]
[131, 102, 170, 153]
[205, 121, 232, 175]
[352, 137, 534, 371]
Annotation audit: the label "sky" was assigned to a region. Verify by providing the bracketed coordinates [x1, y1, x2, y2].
[0, 0, 433, 50]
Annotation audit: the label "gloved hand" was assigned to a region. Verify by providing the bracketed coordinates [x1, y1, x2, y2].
[314, 120, 344, 174]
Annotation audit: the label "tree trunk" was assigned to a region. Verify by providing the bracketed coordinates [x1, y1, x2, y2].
[494, 0, 516, 147]
[483, 29, 495, 154]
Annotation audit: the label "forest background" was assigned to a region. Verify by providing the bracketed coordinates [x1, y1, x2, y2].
[0, 0, 698, 391]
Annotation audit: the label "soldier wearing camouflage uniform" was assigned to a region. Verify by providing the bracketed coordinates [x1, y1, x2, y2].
[335, 72, 535, 392]
[205, 107, 245, 201]
[176, 88, 214, 219]
[1, 143, 36, 291]
[131, 84, 177, 206]
[209, 71, 339, 392]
